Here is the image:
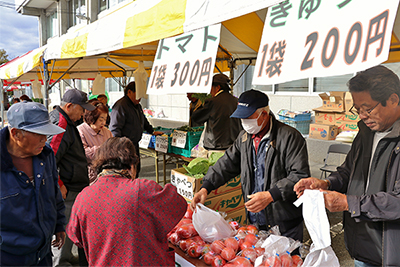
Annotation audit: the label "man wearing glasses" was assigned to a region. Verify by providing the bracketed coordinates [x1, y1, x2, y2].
[295, 65, 400, 267]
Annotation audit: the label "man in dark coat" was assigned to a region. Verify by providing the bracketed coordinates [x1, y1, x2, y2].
[192, 89, 310, 242]
[191, 74, 243, 150]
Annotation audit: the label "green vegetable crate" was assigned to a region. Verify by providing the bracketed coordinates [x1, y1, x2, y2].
[171, 126, 204, 157]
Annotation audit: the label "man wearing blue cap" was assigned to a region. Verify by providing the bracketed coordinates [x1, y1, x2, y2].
[47, 88, 95, 266]
[191, 89, 310, 242]
[1, 101, 66, 266]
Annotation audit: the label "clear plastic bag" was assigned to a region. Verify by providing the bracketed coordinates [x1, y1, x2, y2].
[192, 203, 235, 243]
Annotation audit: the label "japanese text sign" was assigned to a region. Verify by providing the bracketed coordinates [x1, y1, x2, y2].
[148, 24, 221, 95]
[253, 0, 400, 85]
[172, 130, 187, 148]
[138, 133, 152, 149]
[171, 172, 195, 199]
[155, 135, 169, 153]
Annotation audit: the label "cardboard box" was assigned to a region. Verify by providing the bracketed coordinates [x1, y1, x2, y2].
[313, 91, 353, 113]
[171, 168, 241, 200]
[309, 123, 338, 140]
[185, 189, 245, 213]
[335, 112, 359, 122]
[226, 208, 247, 225]
[336, 121, 359, 131]
[315, 111, 336, 125]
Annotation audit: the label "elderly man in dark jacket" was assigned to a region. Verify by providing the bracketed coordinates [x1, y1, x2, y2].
[191, 74, 242, 150]
[192, 89, 310, 242]
[48, 88, 95, 266]
[295, 65, 400, 266]
[109, 81, 161, 176]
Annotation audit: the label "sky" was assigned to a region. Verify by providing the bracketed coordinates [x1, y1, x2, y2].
[0, 4, 40, 60]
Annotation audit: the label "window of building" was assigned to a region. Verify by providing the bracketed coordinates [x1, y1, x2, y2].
[98, 0, 129, 14]
[275, 79, 309, 92]
[69, 0, 87, 27]
[313, 74, 354, 92]
[45, 11, 58, 40]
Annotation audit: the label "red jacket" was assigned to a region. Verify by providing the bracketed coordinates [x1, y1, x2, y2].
[67, 174, 186, 266]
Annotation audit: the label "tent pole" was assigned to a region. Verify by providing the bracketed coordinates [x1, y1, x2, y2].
[1, 79, 4, 129]
[43, 59, 50, 109]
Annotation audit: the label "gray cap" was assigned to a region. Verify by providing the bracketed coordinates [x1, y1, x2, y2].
[62, 89, 95, 111]
[7, 101, 65, 135]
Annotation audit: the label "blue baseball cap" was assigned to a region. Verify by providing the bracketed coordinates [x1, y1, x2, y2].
[7, 101, 65, 135]
[230, 89, 269, 119]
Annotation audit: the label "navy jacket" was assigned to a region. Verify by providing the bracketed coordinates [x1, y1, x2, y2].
[0, 127, 66, 265]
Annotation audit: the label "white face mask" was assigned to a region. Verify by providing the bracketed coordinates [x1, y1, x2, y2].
[241, 111, 264, 134]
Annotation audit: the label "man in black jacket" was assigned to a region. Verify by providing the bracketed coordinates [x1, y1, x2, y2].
[295, 65, 400, 266]
[191, 74, 242, 150]
[109, 82, 161, 177]
[191, 89, 310, 242]
[48, 88, 94, 266]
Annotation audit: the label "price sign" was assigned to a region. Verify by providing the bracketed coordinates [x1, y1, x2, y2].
[171, 130, 187, 148]
[138, 133, 152, 149]
[171, 172, 194, 200]
[155, 135, 169, 153]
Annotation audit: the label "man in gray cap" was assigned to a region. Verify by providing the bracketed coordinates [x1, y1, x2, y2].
[191, 73, 243, 150]
[47, 88, 94, 266]
[191, 89, 310, 244]
[1, 101, 66, 266]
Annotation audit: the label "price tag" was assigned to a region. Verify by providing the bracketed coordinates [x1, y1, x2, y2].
[171, 130, 187, 148]
[155, 136, 168, 153]
[138, 133, 152, 148]
[171, 172, 194, 199]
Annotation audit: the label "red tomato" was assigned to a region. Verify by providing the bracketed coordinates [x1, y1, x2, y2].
[211, 255, 226, 267]
[241, 247, 257, 263]
[231, 256, 253, 267]
[280, 253, 293, 267]
[291, 255, 303, 267]
[187, 243, 202, 258]
[211, 240, 226, 254]
[221, 247, 236, 261]
[224, 237, 239, 253]
[203, 251, 216, 265]
[179, 239, 195, 252]
[168, 232, 181, 245]
[190, 235, 203, 243]
[255, 247, 265, 257]
[264, 255, 282, 267]
[246, 224, 259, 235]
[176, 223, 198, 239]
[184, 205, 194, 219]
[239, 241, 253, 251]
[244, 233, 259, 246]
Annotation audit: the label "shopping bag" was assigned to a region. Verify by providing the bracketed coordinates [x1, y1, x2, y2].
[294, 189, 340, 267]
[192, 203, 235, 243]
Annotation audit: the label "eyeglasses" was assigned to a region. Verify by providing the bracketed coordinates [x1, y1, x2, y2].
[349, 102, 380, 116]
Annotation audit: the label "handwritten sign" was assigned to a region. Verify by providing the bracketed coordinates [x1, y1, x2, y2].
[138, 133, 152, 149]
[148, 24, 221, 95]
[171, 130, 187, 148]
[253, 0, 400, 85]
[155, 135, 169, 153]
[171, 172, 194, 199]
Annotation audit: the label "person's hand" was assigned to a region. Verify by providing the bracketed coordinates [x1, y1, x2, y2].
[52, 231, 66, 249]
[245, 191, 273, 213]
[294, 177, 329, 197]
[60, 185, 67, 200]
[153, 131, 164, 136]
[321, 190, 348, 212]
[190, 188, 208, 211]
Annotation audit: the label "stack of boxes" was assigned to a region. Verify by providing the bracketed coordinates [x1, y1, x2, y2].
[310, 92, 359, 140]
[171, 168, 247, 225]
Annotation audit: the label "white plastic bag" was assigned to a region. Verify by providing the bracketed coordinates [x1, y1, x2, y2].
[192, 203, 235, 243]
[294, 190, 340, 267]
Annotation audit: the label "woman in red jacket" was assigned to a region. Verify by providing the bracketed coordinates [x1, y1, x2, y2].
[66, 137, 187, 266]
